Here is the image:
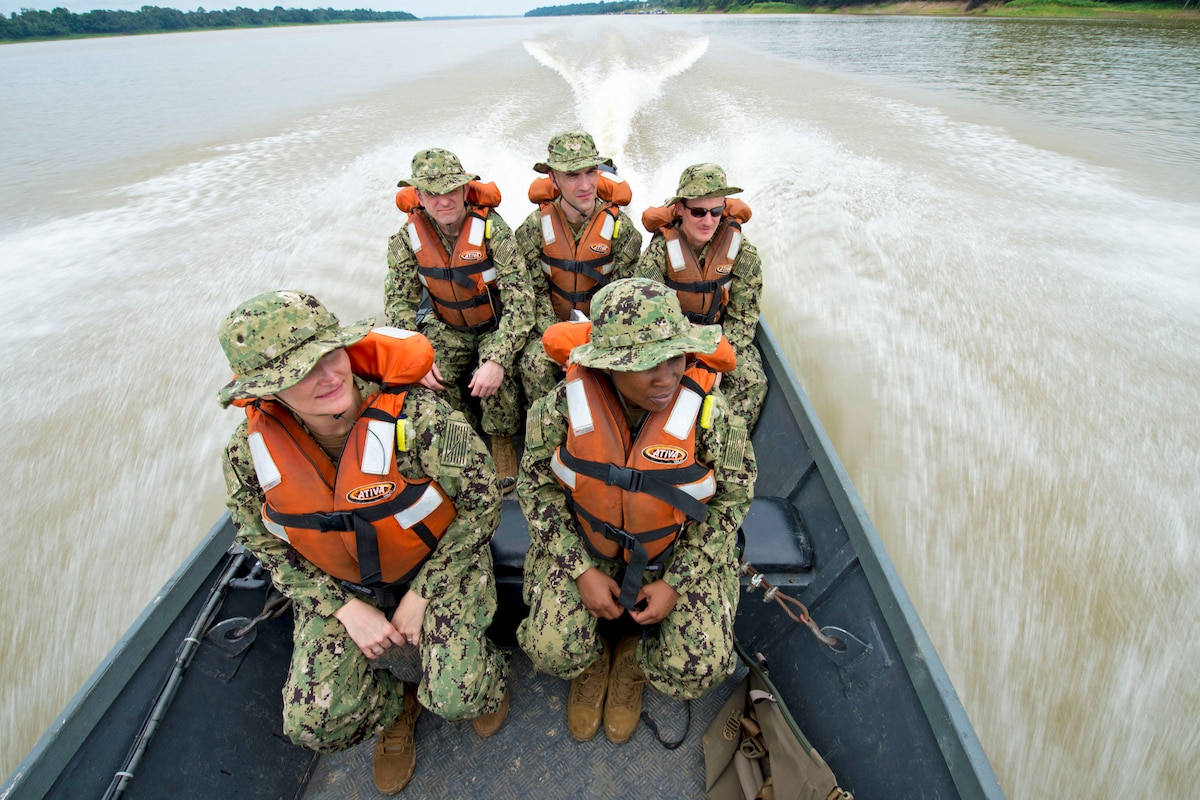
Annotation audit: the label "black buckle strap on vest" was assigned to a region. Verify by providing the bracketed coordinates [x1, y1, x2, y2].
[263, 480, 433, 587]
[431, 290, 493, 312]
[558, 450, 710, 523]
[338, 578, 410, 615]
[435, 289, 501, 336]
[664, 274, 732, 325]
[605, 523, 650, 611]
[550, 281, 607, 306]
[567, 505, 676, 612]
[418, 256, 494, 290]
[542, 252, 613, 282]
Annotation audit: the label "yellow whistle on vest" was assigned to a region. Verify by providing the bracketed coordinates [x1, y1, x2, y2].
[700, 395, 714, 429]
[396, 417, 411, 452]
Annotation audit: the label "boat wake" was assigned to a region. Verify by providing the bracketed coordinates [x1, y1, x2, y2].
[522, 32, 709, 169]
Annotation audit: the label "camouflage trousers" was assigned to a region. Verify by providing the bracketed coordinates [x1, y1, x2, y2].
[419, 319, 522, 436]
[516, 547, 740, 700]
[281, 551, 509, 752]
[518, 336, 563, 411]
[721, 344, 767, 432]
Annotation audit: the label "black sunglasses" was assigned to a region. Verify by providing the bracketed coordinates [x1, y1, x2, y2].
[683, 204, 725, 219]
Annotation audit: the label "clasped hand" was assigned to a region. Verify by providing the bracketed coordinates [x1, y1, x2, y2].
[333, 591, 430, 659]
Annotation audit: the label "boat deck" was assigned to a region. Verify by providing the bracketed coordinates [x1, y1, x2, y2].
[304, 649, 747, 799]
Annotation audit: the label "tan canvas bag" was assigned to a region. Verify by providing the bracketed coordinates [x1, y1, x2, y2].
[704, 652, 851, 800]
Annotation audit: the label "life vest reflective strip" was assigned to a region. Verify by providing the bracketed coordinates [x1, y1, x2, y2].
[395, 183, 501, 334]
[244, 329, 456, 589]
[529, 174, 632, 321]
[552, 363, 717, 610]
[642, 199, 752, 325]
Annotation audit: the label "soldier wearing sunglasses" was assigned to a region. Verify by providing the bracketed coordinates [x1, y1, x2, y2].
[636, 164, 767, 431]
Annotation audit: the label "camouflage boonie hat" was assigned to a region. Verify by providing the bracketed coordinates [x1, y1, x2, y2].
[665, 162, 743, 206]
[570, 278, 721, 372]
[396, 148, 479, 194]
[534, 130, 615, 174]
[216, 290, 372, 409]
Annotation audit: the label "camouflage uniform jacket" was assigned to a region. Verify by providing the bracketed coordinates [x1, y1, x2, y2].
[519, 376, 756, 597]
[515, 200, 643, 337]
[636, 230, 763, 351]
[223, 377, 501, 619]
[384, 210, 533, 372]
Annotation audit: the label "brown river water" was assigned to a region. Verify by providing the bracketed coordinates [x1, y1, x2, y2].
[2, 15, 1198, 797]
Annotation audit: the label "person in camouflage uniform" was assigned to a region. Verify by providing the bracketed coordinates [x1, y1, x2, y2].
[636, 163, 768, 431]
[384, 148, 533, 493]
[218, 290, 510, 795]
[513, 131, 642, 408]
[516, 278, 756, 745]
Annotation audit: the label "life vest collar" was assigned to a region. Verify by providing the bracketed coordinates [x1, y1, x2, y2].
[527, 173, 632, 207]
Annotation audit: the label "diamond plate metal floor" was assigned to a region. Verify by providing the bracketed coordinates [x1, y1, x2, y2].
[302, 647, 746, 799]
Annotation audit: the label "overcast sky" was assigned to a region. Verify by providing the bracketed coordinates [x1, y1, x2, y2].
[4, 0, 542, 17]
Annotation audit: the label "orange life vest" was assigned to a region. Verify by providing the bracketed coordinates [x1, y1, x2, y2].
[395, 181, 504, 334]
[242, 328, 457, 590]
[541, 324, 728, 610]
[642, 198, 753, 325]
[528, 174, 633, 321]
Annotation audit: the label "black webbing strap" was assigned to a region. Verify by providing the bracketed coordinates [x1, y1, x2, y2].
[417, 256, 494, 291]
[641, 698, 691, 750]
[428, 289, 492, 311]
[570, 502, 678, 612]
[262, 480, 432, 585]
[557, 449, 710, 523]
[542, 252, 613, 281]
[550, 281, 606, 306]
[664, 274, 732, 325]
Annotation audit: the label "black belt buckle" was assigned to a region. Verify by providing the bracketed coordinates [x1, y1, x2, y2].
[604, 524, 638, 553]
[313, 511, 353, 532]
[605, 465, 643, 493]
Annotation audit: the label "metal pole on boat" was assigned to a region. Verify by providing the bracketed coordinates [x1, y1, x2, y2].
[101, 550, 249, 800]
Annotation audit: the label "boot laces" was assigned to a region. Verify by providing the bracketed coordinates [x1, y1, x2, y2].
[611, 651, 646, 706]
[572, 657, 608, 706]
[379, 716, 415, 754]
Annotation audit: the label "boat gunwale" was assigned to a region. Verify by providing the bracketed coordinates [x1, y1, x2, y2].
[756, 322, 1003, 800]
[0, 515, 236, 800]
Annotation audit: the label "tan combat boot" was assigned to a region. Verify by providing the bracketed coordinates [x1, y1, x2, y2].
[604, 636, 646, 744]
[491, 435, 517, 495]
[567, 640, 610, 742]
[373, 682, 420, 795]
[471, 687, 510, 738]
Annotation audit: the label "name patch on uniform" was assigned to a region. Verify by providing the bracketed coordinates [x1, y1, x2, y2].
[347, 482, 396, 504]
[642, 445, 688, 465]
[441, 420, 473, 469]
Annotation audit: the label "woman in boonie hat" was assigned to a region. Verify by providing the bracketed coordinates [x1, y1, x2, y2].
[515, 277, 757, 746]
[217, 289, 511, 794]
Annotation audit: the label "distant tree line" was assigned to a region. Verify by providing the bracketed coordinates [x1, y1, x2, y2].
[526, 0, 1182, 14]
[527, 1, 649, 14]
[0, 5, 416, 41]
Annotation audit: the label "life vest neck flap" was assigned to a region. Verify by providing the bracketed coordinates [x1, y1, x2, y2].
[528, 174, 631, 207]
[642, 197, 753, 234]
[345, 328, 435, 387]
[395, 180, 501, 214]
